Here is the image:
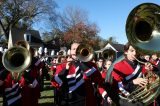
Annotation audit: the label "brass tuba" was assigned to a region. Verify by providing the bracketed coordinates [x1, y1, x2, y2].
[76, 44, 94, 62]
[126, 3, 160, 53]
[120, 3, 160, 105]
[15, 40, 30, 50]
[2, 40, 32, 73]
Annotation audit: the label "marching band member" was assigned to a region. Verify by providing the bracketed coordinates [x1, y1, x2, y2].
[2, 71, 24, 106]
[37, 50, 46, 91]
[97, 58, 104, 73]
[150, 53, 160, 70]
[0, 52, 5, 89]
[50, 55, 67, 75]
[51, 42, 112, 106]
[101, 59, 112, 80]
[0, 52, 9, 98]
[95, 58, 105, 106]
[143, 54, 150, 62]
[97, 59, 113, 106]
[111, 42, 153, 106]
[50, 57, 58, 75]
[149, 53, 160, 106]
[0, 51, 24, 106]
[50, 56, 67, 105]
[21, 47, 41, 106]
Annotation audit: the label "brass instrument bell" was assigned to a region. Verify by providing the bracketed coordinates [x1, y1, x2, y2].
[2, 41, 31, 72]
[126, 3, 160, 53]
[76, 44, 94, 62]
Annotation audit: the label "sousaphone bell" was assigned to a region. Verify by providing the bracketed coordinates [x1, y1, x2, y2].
[2, 40, 32, 72]
[126, 3, 160, 53]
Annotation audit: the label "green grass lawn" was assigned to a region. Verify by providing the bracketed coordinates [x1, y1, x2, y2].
[38, 80, 55, 106]
[0, 96, 2, 106]
[38, 71, 56, 106]
[0, 80, 56, 106]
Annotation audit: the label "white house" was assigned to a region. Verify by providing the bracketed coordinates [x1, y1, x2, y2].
[95, 43, 124, 61]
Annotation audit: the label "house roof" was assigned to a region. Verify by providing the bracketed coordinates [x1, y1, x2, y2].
[43, 40, 60, 50]
[110, 43, 124, 52]
[95, 43, 124, 52]
[10, 28, 43, 44]
[10, 28, 26, 45]
[25, 30, 43, 43]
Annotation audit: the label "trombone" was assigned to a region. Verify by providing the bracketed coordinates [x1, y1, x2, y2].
[76, 44, 94, 62]
[51, 44, 94, 64]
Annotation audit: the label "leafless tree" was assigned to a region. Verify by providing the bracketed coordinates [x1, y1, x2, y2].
[50, 6, 100, 49]
[0, 0, 58, 39]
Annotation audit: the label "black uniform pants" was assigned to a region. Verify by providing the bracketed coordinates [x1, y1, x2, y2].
[59, 98, 85, 106]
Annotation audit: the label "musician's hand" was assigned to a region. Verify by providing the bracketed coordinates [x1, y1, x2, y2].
[28, 84, 34, 88]
[40, 69, 42, 76]
[107, 96, 112, 104]
[133, 78, 148, 87]
[0, 80, 4, 86]
[145, 62, 153, 71]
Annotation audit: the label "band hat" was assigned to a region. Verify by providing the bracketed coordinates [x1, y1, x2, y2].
[44, 47, 48, 53]
[38, 47, 43, 54]
[67, 49, 71, 55]
[4, 48, 8, 52]
[0, 47, 3, 53]
[34, 50, 38, 56]
[39, 47, 42, 49]
[38, 50, 42, 54]
[51, 50, 55, 56]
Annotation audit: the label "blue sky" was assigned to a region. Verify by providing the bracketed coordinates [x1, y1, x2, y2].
[55, 0, 160, 44]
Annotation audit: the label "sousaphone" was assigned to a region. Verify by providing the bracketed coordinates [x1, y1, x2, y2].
[2, 28, 32, 72]
[106, 3, 160, 105]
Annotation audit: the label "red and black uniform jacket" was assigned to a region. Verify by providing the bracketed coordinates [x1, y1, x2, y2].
[34, 57, 45, 79]
[150, 59, 160, 66]
[111, 59, 147, 96]
[50, 64, 57, 74]
[20, 56, 41, 106]
[150, 59, 160, 71]
[51, 61, 108, 106]
[21, 69, 40, 106]
[101, 69, 107, 81]
[3, 72, 25, 106]
[0, 67, 9, 94]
